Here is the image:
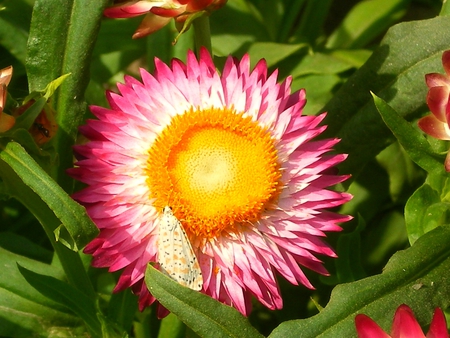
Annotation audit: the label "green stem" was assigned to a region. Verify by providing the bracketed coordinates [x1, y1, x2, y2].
[27, 0, 109, 193]
[193, 14, 212, 57]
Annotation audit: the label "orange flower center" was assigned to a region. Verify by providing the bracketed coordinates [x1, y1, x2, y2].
[146, 107, 282, 240]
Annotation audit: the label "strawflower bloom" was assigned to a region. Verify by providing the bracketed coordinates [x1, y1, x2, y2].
[69, 48, 352, 316]
[0, 66, 15, 133]
[418, 50, 450, 171]
[355, 304, 449, 338]
[104, 0, 227, 39]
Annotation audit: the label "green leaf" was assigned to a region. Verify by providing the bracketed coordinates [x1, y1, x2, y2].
[159, 314, 187, 338]
[329, 49, 372, 69]
[107, 288, 138, 335]
[372, 93, 446, 176]
[0, 246, 86, 337]
[376, 142, 424, 202]
[326, 0, 410, 49]
[247, 42, 306, 69]
[0, 141, 98, 250]
[210, 1, 268, 56]
[0, 232, 53, 263]
[18, 265, 101, 337]
[276, 0, 307, 42]
[39, 72, 72, 101]
[0, 140, 97, 300]
[0, 0, 31, 63]
[334, 216, 366, 284]
[322, 16, 450, 176]
[405, 182, 450, 245]
[292, 74, 342, 116]
[145, 265, 264, 338]
[292, 0, 332, 44]
[269, 224, 450, 337]
[290, 52, 358, 78]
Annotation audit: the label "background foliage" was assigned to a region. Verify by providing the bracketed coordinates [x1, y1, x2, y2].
[0, 0, 449, 337]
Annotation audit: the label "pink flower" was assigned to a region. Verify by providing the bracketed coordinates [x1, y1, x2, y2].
[355, 304, 449, 338]
[104, 0, 227, 39]
[418, 50, 450, 171]
[69, 49, 352, 316]
[0, 66, 16, 133]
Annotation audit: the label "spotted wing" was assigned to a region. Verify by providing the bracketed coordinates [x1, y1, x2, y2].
[157, 207, 203, 290]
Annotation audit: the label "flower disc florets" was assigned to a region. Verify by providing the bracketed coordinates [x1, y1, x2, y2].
[69, 48, 352, 316]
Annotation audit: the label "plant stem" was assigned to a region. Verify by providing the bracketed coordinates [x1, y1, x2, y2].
[193, 14, 212, 57]
[441, 0, 450, 16]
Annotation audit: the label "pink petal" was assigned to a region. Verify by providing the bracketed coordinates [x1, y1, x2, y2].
[355, 314, 391, 338]
[391, 305, 426, 338]
[426, 86, 450, 122]
[132, 13, 172, 39]
[150, 6, 185, 18]
[442, 50, 450, 77]
[104, 1, 155, 18]
[418, 114, 450, 140]
[0, 111, 15, 132]
[186, 0, 214, 11]
[0, 66, 13, 86]
[445, 150, 450, 173]
[426, 73, 450, 89]
[427, 308, 449, 338]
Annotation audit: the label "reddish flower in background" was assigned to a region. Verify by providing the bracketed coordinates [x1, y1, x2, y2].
[355, 304, 449, 338]
[104, 0, 227, 39]
[69, 49, 352, 316]
[0, 66, 15, 133]
[418, 50, 450, 171]
[14, 100, 58, 146]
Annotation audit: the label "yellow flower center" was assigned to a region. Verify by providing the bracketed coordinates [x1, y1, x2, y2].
[146, 107, 282, 240]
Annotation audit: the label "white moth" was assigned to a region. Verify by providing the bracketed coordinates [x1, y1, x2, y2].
[157, 206, 203, 290]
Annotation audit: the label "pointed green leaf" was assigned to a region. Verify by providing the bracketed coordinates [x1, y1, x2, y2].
[145, 265, 264, 338]
[405, 182, 450, 245]
[334, 216, 366, 283]
[372, 93, 446, 175]
[159, 314, 187, 338]
[18, 265, 101, 337]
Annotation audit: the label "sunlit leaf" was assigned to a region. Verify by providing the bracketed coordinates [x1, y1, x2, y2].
[326, 0, 410, 49]
[145, 265, 264, 338]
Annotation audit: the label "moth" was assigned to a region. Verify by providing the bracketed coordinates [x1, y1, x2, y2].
[157, 206, 203, 290]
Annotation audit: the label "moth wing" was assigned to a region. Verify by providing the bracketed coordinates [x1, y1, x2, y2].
[177, 223, 203, 290]
[157, 210, 203, 291]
